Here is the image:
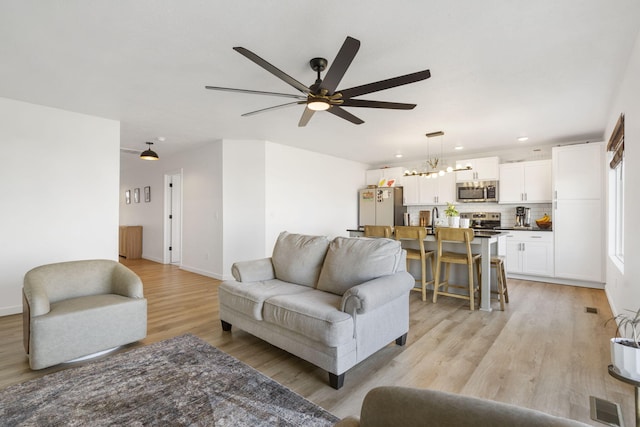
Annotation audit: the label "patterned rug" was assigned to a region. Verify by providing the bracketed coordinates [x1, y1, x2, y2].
[0, 334, 339, 426]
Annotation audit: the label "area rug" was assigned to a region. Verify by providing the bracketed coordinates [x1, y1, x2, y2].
[0, 334, 339, 426]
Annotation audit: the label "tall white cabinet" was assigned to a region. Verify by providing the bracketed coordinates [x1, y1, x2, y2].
[552, 143, 604, 285]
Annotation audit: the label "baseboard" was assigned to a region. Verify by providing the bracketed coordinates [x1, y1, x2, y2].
[179, 265, 224, 280]
[509, 273, 605, 289]
[0, 305, 22, 317]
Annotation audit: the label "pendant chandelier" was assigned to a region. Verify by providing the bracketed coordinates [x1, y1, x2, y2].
[404, 131, 471, 178]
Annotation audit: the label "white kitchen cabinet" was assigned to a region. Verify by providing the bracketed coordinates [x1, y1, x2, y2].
[504, 231, 554, 277]
[499, 160, 552, 203]
[399, 175, 420, 205]
[552, 143, 604, 283]
[365, 167, 405, 187]
[455, 157, 500, 182]
[399, 173, 455, 206]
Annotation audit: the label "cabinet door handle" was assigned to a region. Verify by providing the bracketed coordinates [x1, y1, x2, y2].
[524, 193, 528, 201]
[531, 236, 542, 239]
[522, 243, 526, 251]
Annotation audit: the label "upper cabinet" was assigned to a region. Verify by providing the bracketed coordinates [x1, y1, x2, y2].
[455, 157, 500, 182]
[499, 160, 552, 203]
[400, 172, 455, 206]
[552, 144, 603, 200]
[365, 167, 405, 187]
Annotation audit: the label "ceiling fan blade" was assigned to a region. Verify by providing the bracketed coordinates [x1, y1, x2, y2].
[205, 86, 305, 100]
[319, 36, 360, 94]
[298, 107, 316, 127]
[233, 47, 310, 94]
[339, 69, 431, 99]
[340, 99, 417, 109]
[327, 106, 364, 125]
[242, 101, 306, 117]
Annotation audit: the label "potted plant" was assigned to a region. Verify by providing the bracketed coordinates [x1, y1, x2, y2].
[607, 307, 640, 380]
[444, 202, 460, 228]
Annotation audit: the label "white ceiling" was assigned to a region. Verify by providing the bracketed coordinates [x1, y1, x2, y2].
[1, 1, 639, 166]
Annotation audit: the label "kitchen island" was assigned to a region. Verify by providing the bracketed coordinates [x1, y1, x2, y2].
[347, 228, 507, 312]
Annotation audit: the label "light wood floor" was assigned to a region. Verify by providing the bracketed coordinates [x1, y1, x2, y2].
[0, 258, 634, 425]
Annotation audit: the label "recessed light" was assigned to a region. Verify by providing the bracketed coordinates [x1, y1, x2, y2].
[454, 145, 464, 150]
[395, 153, 403, 158]
[517, 136, 529, 142]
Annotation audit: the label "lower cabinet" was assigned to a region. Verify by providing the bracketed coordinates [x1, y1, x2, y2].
[119, 226, 142, 259]
[504, 231, 553, 277]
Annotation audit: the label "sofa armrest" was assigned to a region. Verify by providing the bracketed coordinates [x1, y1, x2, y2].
[231, 258, 275, 282]
[112, 263, 144, 298]
[340, 271, 414, 314]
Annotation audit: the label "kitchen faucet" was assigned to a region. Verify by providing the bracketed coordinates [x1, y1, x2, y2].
[431, 207, 439, 233]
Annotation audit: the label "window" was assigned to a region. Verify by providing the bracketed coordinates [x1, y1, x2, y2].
[608, 114, 624, 265]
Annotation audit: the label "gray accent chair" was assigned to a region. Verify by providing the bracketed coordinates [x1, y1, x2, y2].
[335, 386, 591, 426]
[23, 259, 147, 370]
[219, 231, 415, 389]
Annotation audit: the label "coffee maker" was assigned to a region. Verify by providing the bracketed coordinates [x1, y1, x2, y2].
[515, 206, 531, 228]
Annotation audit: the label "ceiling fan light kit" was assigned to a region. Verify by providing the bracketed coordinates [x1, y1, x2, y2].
[205, 36, 431, 127]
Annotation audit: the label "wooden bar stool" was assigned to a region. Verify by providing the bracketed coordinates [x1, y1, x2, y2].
[432, 227, 481, 310]
[476, 255, 510, 310]
[363, 225, 393, 238]
[394, 226, 435, 302]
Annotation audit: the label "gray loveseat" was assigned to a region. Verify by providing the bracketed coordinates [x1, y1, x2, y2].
[218, 232, 414, 389]
[23, 259, 147, 370]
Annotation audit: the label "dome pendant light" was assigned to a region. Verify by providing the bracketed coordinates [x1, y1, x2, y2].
[140, 142, 159, 160]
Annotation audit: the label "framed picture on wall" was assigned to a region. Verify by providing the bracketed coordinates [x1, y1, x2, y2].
[125, 190, 131, 204]
[134, 188, 140, 203]
[144, 186, 151, 202]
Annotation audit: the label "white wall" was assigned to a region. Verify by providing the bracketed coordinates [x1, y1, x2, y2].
[605, 30, 640, 317]
[264, 142, 367, 253]
[0, 97, 120, 316]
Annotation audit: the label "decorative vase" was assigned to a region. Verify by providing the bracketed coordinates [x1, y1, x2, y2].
[611, 338, 640, 380]
[448, 216, 460, 228]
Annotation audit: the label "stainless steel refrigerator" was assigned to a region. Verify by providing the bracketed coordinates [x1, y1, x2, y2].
[358, 187, 406, 227]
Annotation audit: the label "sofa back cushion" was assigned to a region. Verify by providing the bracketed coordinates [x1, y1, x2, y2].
[317, 237, 403, 296]
[272, 231, 330, 287]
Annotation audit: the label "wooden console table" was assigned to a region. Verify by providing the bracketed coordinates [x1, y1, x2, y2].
[119, 226, 142, 259]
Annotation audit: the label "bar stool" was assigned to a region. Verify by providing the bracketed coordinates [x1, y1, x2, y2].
[364, 225, 393, 238]
[394, 226, 435, 302]
[476, 255, 509, 310]
[432, 227, 481, 310]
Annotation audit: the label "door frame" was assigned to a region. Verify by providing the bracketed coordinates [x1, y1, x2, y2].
[163, 169, 183, 265]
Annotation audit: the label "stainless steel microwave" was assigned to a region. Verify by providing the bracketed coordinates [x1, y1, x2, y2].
[456, 181, 498, 203]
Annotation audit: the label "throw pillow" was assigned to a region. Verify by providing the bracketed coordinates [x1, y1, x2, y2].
[317, 237, 402, 296]
[271, 231, 330, 287]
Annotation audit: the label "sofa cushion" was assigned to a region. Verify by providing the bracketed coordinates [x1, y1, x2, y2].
[218, 279, 310, 320]
[271, 231, 330, 288]
[317, 237, 403, 296]
[263, 289, 354, 347]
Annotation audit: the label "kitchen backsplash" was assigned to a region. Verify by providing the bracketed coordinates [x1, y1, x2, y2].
[406, 202, 553, 228]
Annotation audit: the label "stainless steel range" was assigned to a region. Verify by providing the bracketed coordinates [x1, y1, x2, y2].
[460, 212, 501, 230]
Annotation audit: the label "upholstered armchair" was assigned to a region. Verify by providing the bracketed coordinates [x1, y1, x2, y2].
[23, 259, 147, 370]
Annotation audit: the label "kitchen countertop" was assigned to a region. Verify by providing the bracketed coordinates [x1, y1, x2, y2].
[494, 227, 553, 232]
[346, 228, 508, 238]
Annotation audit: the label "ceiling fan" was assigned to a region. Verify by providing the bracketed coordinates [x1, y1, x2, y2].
[205, 36, 431, 127]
